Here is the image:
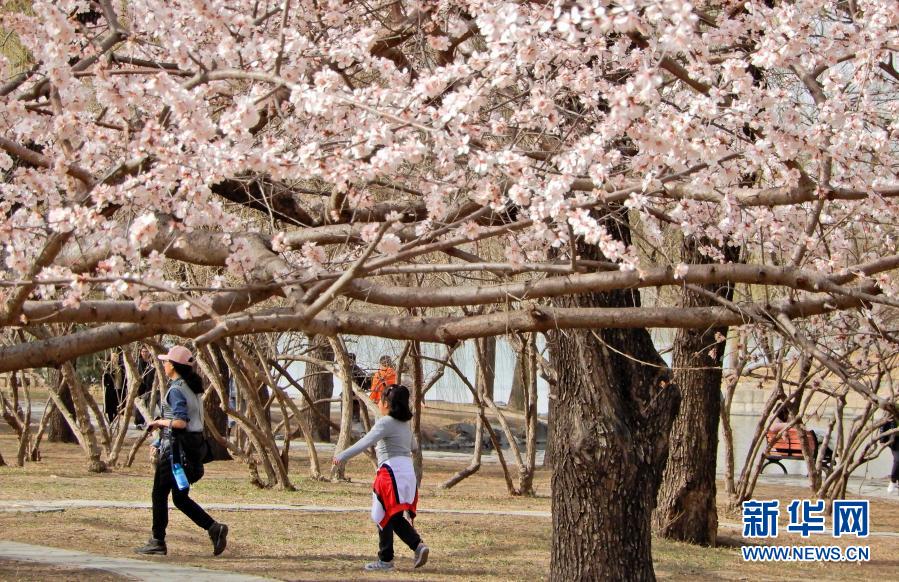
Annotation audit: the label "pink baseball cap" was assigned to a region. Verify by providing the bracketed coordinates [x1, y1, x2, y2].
[158, 345, 194, 365]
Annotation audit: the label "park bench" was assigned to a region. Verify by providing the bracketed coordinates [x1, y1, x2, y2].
[761, 427, 833, 474]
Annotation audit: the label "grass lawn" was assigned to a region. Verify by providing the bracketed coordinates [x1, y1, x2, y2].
[1, 418, 898, 580]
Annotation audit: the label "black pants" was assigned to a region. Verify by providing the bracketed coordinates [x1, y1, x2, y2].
[152, 461, 214, 540]
[378, 512, 421, 562]
[104, 387, 123, 423]
[891, 449, 899, 482]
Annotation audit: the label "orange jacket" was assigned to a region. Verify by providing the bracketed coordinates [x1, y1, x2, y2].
[370, 366, 397, 402]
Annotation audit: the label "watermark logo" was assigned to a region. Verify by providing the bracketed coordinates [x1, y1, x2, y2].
[832, 500, 869, 538]
[786, 499, 826, 537]
[741, 499, 870, 562]
[742, 500, 780, 538]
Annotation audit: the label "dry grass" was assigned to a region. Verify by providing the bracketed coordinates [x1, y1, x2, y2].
[0, 559, 128, 581]
[2, 411, 899, 580]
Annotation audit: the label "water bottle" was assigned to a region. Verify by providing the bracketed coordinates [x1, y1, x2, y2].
[172, 462, 190, 491]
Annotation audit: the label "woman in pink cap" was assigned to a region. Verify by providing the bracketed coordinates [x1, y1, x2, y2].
[134, 344, 229, 557]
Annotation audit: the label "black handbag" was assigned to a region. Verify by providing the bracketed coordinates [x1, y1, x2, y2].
[200, 431, 232, 464]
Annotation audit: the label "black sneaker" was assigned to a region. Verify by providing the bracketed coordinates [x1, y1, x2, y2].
[208, 522, 228, 556]
[134, 538, 167, 555]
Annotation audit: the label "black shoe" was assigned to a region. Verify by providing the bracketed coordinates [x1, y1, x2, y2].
[209, 522, 228, 556]
[134, 538, 167, 555]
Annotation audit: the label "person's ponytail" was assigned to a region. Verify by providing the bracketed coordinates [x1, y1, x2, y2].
[171, 362, 204, 394]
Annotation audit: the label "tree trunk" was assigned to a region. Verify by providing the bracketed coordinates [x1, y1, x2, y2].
[653, 331, 725, 545]
[548, 215, 679, 581]
[204, 345, 233, 461]
[720, 330, 748, 496]
[61, 362, 107, 473]
[410, 339, 425, 484]
[508, 341, 527, 412]
[543, 372, 556, 469]
[47, 371, 77, 443]
[654, 239, 737, 546]
[220, 344, 293, 488]
[305, 336, 334, 442]
[330, 337, 355, 481]
[475, 336, 496, 403]
[519, 333, 539, 495]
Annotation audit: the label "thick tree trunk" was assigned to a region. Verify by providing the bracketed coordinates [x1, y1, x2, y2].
[548, 221, 679, 581]
[548, 325, 678, 580]
[543, 366, 557, 469]
[653, 330, 725, 545]
[47, 371, 77, 443]
[654, 240, 737, 546]
[305, 336, 335, 442]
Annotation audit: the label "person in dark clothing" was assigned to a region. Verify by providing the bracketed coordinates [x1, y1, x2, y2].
[879, 416, 899, 494]
[349, 353, 370, 422]
[134, 345, 156, 427]
[102, 349, 126, 424]
[134, 345, 228, 557]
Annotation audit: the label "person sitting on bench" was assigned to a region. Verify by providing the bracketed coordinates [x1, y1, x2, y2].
[768, 405, 833, 465]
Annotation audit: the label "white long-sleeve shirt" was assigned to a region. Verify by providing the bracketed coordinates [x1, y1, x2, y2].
[335, 415, 413, 466]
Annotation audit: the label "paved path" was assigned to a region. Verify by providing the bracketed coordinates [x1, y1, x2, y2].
[0, 540, 275, 582]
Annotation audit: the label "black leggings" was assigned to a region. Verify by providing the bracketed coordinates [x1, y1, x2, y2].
[152, 461, 214, 540]
[378, 512, 421, 562]
[891, 449, 899, 482]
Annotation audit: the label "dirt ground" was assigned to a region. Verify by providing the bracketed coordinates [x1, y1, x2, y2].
[1, 404, 898, 581]
[0, 558, 127, 581]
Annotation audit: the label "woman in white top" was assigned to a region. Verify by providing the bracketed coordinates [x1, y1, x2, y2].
[334, 384, 430, 571]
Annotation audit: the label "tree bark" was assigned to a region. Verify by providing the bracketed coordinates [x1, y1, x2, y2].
[476, 336, 496, 401]
[305, 336, 335, 442]
[653, 328, 725, 545]
[507, 341, 527, 412]
[543, 373, 555, 470]
[548, 215, 679, 581]
[47, 370, 77, 443]
[654, 240, 737, 546]
[519, 333, 539, 495]
[61, 362, 107, 473]
[204, 345, 233, 461]
[330, 337, 355, 481]
[410, 339, 425, 485]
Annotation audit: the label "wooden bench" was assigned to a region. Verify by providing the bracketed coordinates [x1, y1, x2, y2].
[761, 427, 833, 474]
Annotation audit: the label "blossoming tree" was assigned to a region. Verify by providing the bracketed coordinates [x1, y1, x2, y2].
[1, 1, 897, 579]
